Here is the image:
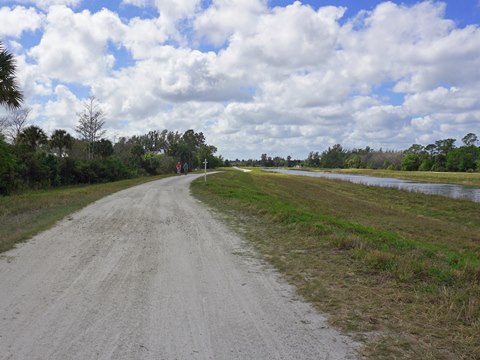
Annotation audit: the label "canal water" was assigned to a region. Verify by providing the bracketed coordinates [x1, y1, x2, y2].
[265, 169, 480, 203]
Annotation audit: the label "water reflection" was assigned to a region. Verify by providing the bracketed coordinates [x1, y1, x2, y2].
[266, 169, 480, 203]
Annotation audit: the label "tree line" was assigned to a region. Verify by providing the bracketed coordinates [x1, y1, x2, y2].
[0, 41, 223, 195]
[0, 99, 223, 195]
[230, 133, 480, 172]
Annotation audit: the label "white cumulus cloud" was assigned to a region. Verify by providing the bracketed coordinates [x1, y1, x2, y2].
[3, 0, 480, 159]
[28, 5, 125, 83]
[0, 6, 44, 38]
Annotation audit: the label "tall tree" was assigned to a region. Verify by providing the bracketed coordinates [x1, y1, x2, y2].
[165, 131, 182, 156]
[306, 151, 320, 167]
[320, 144, 347, 168]
[432, 138, 456, 170]
[425, 143, 437, 156]
[17, 125, 47, 152]
[462, 133, 478, 147]
[142, 130, 167, 153]
[435, 138, 456, 156]
[50, 129, 74, 158]
[75, 96, 106, 160]
[260, 153, 268, 167]
[181, 129, 205, 167]
[405, 144, 424, 154]
[0, 41, 23, 109]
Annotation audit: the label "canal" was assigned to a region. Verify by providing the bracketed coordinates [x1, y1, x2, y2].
[265, 169, 480, 203]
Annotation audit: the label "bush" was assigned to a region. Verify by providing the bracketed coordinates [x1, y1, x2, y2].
[419, 159, 433, 171]
[345, 155, 362, 169]
[14, 152, 60, 189]
[142, 153, 176, 175]
[59, 158, 78, 185]
[75, 161, 97, 183]
[73, 158, 132, 184]
[101, 158, 131, 181]
[401, 154, 420, 171]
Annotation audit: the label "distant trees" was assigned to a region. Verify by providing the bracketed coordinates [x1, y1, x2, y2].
[0, 122, 223, 195]
[306, 151, 320, 167]
[320, 144, 347, 168]
[231, 155, 301, 168]
[335, 146, 402, 170]
[446, 147, 478, 172]
[230, 132, 479, 173]
[395, 135, 479, 172]
[300, 134, 478, 172]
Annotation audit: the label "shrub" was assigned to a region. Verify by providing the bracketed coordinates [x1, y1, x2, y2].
[142, 153, 176, 175]
[401, 154, 420, 171]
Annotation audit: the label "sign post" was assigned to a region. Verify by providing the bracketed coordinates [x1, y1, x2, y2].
[203, 158, 208, 184]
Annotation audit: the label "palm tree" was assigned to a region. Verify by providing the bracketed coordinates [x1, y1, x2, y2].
[50, 129, 74, 157]
[17, 125, 47, 152]
[0, 41, 23, 109]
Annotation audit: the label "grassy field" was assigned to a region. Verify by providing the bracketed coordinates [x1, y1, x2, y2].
[192, 169, 480, 359]
[302, 168, 480, 187]
[0, 175, 169, 253]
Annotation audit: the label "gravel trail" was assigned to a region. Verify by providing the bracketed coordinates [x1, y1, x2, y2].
[0, 174, 358, 359]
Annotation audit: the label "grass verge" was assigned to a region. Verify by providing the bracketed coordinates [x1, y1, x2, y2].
[0, 175, 169, 253]
[306, 168, 480, 187]
[192, 170, 480, 359]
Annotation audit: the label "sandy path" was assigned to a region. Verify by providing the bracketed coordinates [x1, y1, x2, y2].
[0, 174, 358, 360]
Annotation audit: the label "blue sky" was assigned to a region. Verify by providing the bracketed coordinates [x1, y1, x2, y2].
[1, 0, 479, 158]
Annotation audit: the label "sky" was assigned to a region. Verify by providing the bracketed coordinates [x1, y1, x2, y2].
[1, 0, 479, 159]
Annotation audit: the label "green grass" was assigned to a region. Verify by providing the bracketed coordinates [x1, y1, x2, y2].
[192, 169, 480, 359]
[0, 175, 169, 253]
[307, 168, 480, 187]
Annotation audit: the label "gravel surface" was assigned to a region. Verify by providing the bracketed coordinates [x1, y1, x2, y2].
[0, 174, 359, 360]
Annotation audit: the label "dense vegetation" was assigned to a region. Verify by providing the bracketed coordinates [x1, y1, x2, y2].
[0, 105, 223, 195]
[231, 133, 480, 172]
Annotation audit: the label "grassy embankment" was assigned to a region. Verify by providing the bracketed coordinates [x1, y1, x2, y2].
[192, 169, 480, 359]
[0, 175, 169, 253]
[301, 168, 480, 187]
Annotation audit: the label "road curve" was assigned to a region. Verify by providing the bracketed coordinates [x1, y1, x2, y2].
[0, 174, 358, 360]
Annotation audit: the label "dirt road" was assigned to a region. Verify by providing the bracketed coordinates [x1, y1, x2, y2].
[0, 174, 358, 359]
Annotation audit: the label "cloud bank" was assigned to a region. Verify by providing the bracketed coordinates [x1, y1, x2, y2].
[2, 0, 480, 158]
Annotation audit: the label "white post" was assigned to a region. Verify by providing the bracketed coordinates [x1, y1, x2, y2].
[203, 158, 208, 183]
